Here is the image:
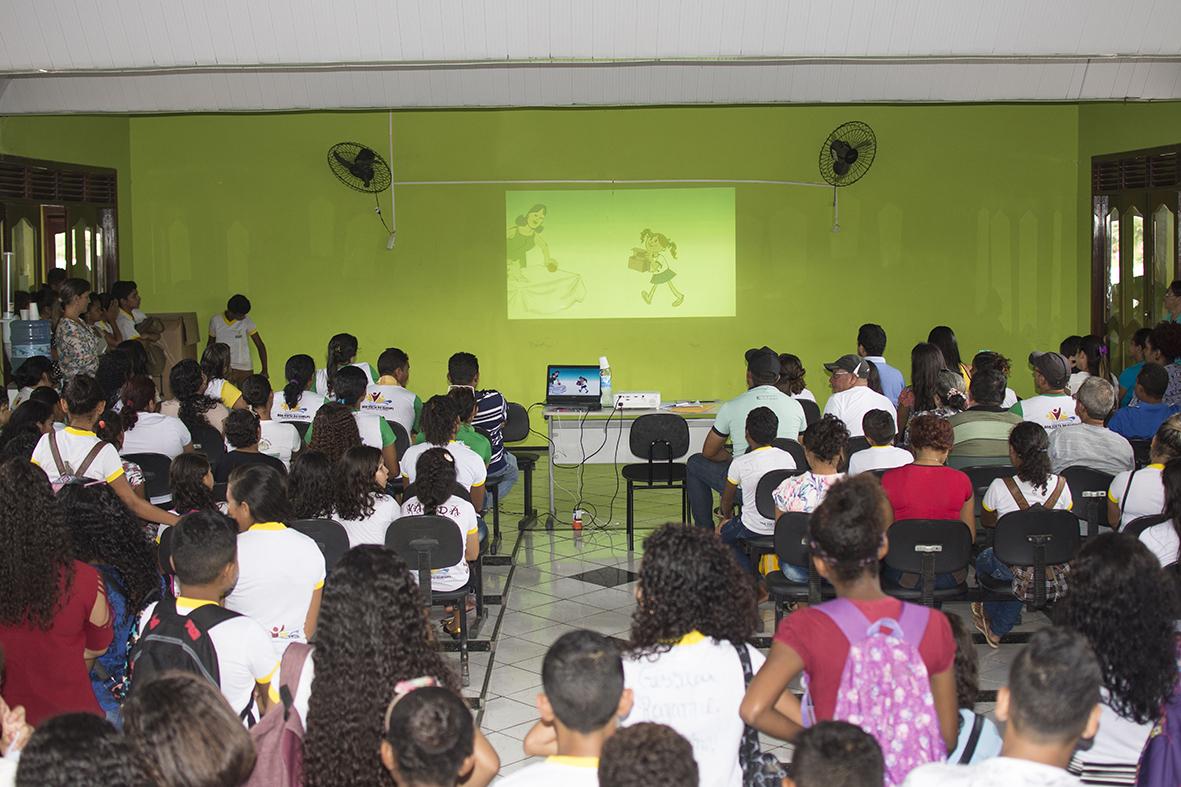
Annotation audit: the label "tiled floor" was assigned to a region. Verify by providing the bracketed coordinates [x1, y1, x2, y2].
[441, 459, 1041, 780]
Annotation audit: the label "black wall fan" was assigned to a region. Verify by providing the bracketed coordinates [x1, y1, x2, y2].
[327, 141, 396, 246]
[818, 121, 877, 231]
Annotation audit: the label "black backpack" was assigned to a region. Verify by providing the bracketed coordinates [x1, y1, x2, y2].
[128, 598, 252, 719]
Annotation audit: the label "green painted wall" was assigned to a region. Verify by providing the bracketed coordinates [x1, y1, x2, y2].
[0, 114, 134, 263]
[121, 104, 1085, 413]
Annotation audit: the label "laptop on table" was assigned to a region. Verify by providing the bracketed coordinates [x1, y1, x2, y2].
[546, 364, 602, 410]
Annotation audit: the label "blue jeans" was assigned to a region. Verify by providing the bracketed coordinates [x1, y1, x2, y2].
[782, 561, 810, 582]
[686, 453, 731, 528]
[975, 548, 1022, 636]
[488, 451, 519, 503]
[718, 517, 763, 573]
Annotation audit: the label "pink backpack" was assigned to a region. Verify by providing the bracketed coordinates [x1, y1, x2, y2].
[802, 599, 946, 786]
[244, 642, 310, 787]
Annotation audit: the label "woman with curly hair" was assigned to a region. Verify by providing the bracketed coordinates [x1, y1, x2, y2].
[0, 400, 53, 460]
[333, 445, 400, 547]
[1054, 533, 1180, 783]
[299, 545, 499, 787]
[772, 415, 848, 582]
[0, 458, 113, 726]
[775, 352, 816, 402]
[609, 524, 770, 787]
[1140, 321, 1181, 406]
[306, 402, 362, 465]
[160, 358, 230, 434]
[57, 482, 161, 724]
[400, 395, 486, 512]
[289, 451, 336, 519]
[169, 452, 219, 514]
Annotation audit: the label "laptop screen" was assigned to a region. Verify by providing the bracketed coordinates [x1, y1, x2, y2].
[546, 365, 601, 403]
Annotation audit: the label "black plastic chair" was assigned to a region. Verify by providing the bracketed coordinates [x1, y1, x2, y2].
[838, 437, 871, 473]
[963, 465, 1018, 524]
[1060, 466, 1115, 538]
[504, 402, 540, 531]
[798, 399, 821, 427]
[881, 520, 973, 607]
[290, 421, 311, 441]
[977, 508, 1081, 611]
[212, 482, 228, 504]
[1122, 512, 1170, 538]
[400, 482, 484, 618]
[1130, 438, 1153, 469]
[287, 519, 351, 573]
[389, 420, 411, 467]
[770, 438, 808, 471]
[385, 514, 473, 686]
[621, 414, 690, 551]
[764, 512, 832, 626]
[189, 422, 225, 465]
[740, 466, 806, 574]
[122, 452, 173, 505]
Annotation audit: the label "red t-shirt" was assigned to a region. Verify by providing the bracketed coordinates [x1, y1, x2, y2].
[773, 597, 955, 720]
[0, 562, 113, 726]
[881, 464, 972, 521]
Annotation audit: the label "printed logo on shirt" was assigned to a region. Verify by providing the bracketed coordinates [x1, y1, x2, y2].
[367, 391, 387, 404]
[1047, 407, 1069, 422]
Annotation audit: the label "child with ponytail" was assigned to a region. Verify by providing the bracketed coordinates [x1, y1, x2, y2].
[119, 375, 193, 459]
[240, 374, 301, 469]
[315, 333, 376, 397]
[273, 354, 325, 424]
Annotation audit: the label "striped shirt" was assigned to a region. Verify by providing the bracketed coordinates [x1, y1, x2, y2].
[472, 389, 508, 474]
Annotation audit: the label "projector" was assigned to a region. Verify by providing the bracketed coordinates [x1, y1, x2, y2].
[614, 391, 661, 410]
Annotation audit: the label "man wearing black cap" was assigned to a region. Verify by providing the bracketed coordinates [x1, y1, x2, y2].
[685, 347, 807, 529]
[1010, 352, 1081, 431]
[821, 354, 897, 437]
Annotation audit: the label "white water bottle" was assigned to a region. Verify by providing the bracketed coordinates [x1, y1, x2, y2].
[600, 356, 613, 408]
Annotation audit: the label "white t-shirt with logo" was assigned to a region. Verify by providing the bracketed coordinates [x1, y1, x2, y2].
[271, 390, 324, 424]
[121, 412, 192, 459]
[399, 494, 478, 592]
[400, 440, 487, 491]
[725, 446, 797, 534]
[1012, 393, 1081, 432]
[32, 427, 125, 483]
[497, 757, 600, 787]
[1109, 465, 1166, 529]
[335, 494, 400, 548]
[116, 309, 140, 340]
[822, 385, 898, 437]
[360, 384, 419, 436]
[224, 523, 326, 657]
[354, 411, 391, 452]
[259, 419, 301, 469]
[847, 445, 913, 476]
[1140, 521, 1179, 567]
[205, 378, 243, 409]
[982, 474, 1074, 519]
[622, 633, 765, 787]
[903, 757, 1080, 787]
[208, 314, 258, 371]
[138, 597, 278, 717]
[314, 362, 376, 396]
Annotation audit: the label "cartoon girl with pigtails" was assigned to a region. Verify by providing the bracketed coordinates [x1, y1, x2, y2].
[628, 229, 685, 307]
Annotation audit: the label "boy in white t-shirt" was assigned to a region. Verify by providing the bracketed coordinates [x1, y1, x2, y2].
[718, 407, 798, 574]
[111, 280, 157, 342]
[847, 409, 914, 476]
[507, 630, 633, 787]
[136, 510, 279, 720]
[400, 394, 487, 514]
[361, 347, 422, 438]
[208, 294, 268, 385]
[821, 355, 897, 437]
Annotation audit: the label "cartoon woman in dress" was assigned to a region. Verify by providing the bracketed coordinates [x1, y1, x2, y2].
[506, 204, 587, 315]
[630, 229, 684, 307]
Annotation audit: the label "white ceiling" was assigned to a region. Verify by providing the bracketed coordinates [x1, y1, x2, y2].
[1, 0, 1180, 113]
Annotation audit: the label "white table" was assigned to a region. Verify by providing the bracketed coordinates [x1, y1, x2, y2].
[542, 403, 719, 518]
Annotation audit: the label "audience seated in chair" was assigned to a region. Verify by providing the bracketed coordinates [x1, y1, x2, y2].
[686, 346, 806, 528]
[1139, 458, 1181, 568]
[898, 342, 958, 439]
[1047, 377, 1133, 476]
[1107, 413, 1181, 529]
[788, 721, 885, 787]
[902, 627, 1101, 787]
[776, 352, 817, 404]
[773, 415, 849, 582]
[823, 354, 897, 438]
[970, 351, 1019, 409]
[847, 409, 912, 476]
[160, 358, 231, 435]
[1108, 362, 1181, 439]
[448, 351, 518, 504]
[312, 365, 400, 477]
[361, 346, 422, 438]
[1011, 351, 1080, 431]
[947, 369, 1022, 469]
[400, 395, 487, 517]
[857, 323, 905, 407]
[332, 445, 400, 548]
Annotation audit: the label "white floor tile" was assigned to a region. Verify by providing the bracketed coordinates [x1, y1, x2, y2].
[481, 697, 541, 733]
[485, 664, 544, 698]
[484, 731, 529, 767]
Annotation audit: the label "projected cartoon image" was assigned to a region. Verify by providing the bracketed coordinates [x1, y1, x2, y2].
[506, 204, 588, 316]
[629, 229, 685, 307]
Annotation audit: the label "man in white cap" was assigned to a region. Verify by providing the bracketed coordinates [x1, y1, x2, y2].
[822, 354, 897, 438]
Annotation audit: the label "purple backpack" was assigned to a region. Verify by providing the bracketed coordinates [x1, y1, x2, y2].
[1136, 647, 1181, 786]
[243, 642, 310, 787]
[802, 599, 947, 787]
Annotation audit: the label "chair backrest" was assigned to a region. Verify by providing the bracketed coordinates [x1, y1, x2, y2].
[799, 399, 821, 427]
[962, 465, 1018, 501]
[385, 514, 465, 601]
[212, 481, 228, 503]
[883, 520, 973, 576]
[287, 519, 351, 572]
[839, 436, 871, 472]
[770, 438, 808, 470]
[628, 413, 690, 461]
[291, 421, 311, 441]
[774, 511, 812, 568]
[993, 508, 1081, 567]
[1060, 465, 1116, 531]
[504, 402, 531, 444]
[121, 452, 174, 504]
[189, 422, 225, 464]
[755, 468, 803, 521]
[389, 420, 411, 463]
[1130, 438, 1153, 469]
[1122, 513, 1171, 539]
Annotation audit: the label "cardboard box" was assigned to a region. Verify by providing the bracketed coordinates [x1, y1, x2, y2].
[150, 312, 200, 399]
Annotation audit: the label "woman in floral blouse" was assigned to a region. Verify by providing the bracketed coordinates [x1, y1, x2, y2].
[54, 278, 105, 381]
